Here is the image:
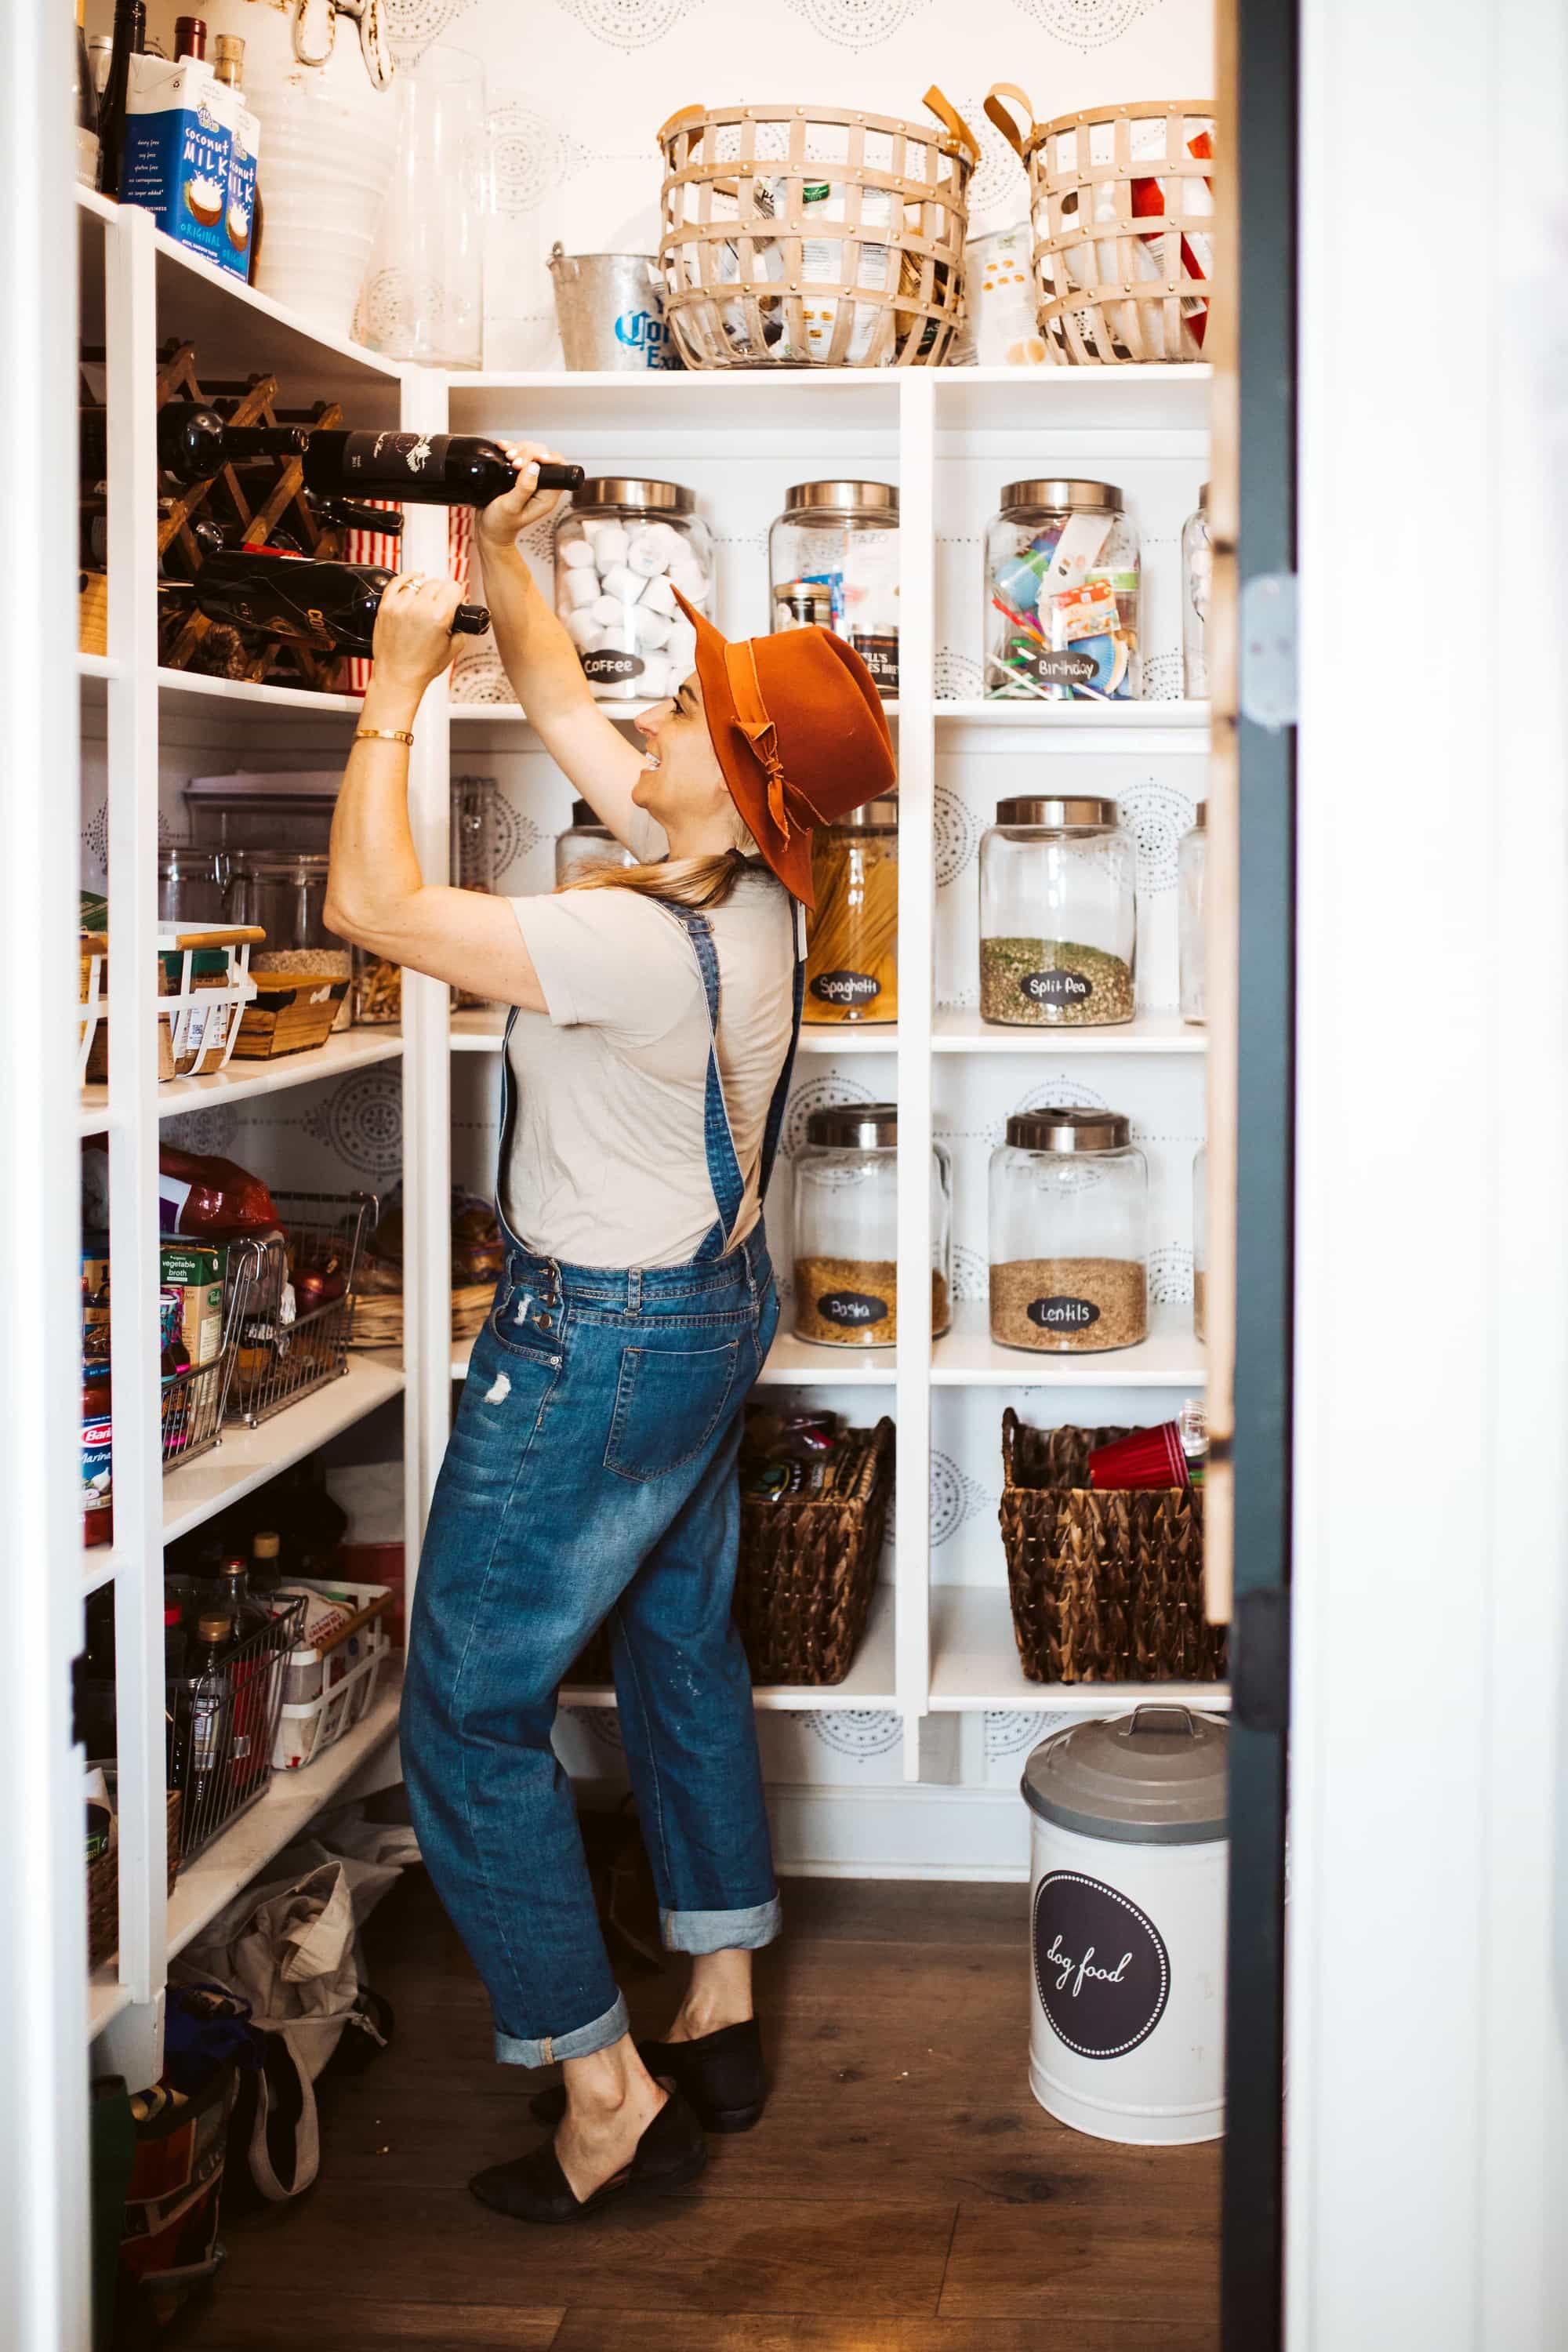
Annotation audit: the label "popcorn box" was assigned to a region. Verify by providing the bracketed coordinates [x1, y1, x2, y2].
[120, 56, 247, 281]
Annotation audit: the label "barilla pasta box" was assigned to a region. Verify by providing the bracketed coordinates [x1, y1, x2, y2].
[120, 56, 243, 279]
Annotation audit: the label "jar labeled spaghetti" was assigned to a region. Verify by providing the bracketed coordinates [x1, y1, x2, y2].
[985, 478, 1139, 702]
[793, 1105, 950, 1347]
[554, 477, 711, 702]
[989, 1109, 1148, 1354]
[804, 797, 898, 1025]
[979, 796, 1136, 1028]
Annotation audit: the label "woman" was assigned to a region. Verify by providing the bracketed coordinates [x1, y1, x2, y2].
[325, 445, 896, 2225]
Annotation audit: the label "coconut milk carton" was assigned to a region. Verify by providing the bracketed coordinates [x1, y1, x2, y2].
[222, 93, 260, 281]
[119, 55, 238, 278]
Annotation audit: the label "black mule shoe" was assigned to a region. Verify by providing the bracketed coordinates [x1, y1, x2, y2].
[469, 2085, 707, 2224]
[528, 2018, 765, 2137]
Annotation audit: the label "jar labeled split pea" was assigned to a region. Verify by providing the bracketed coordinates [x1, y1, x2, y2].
[985, 478, 1140, 702]
[978, 797, 1136, 1027]
[793, 1105, 951, 1347]
[804, 797, 898, 1025]
[769, 480, 900, 698]
[554, 477, 712, 703]
[1182, 484, 1211, 699]
[1178, 803, 1207, 1024]
[989, 1109, 1149, 1354]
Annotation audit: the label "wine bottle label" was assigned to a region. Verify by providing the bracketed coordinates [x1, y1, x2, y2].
[339, 431, 452, 485]
[1027, 1295, 1101, 1331]
[816, 1290, 890, 1328]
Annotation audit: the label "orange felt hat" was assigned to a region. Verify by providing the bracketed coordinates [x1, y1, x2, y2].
[672, 586, 898, 909]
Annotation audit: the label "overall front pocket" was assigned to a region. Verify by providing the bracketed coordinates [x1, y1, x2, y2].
[603, 1336, 743, 1483]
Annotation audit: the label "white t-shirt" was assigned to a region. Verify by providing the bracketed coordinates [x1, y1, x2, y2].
[503, 865, 796, 1269]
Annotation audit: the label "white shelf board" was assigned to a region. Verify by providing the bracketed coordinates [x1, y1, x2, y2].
[449, 697, 899, 731]
[82, 1549, 118, 1595]
[88, 1963, 134, 2040]
[158, 667, 365, 720]
[796, 1024, 898, 1054]
[79, 1028, 402, 1133]
[928, 1585, 1229, 1714]
[162, 1356, 405, 1543]
[448, 367, 901, 435]
[936, 697, 1209, 729]
[932, 1300, 1206, 1388]
[162, 1666, 404, 1966]
[449, 1010, 507, 1052]
[935, 361, 1212, 432]
[932, 1009, 1204, 1056]
[77, 651, 124, 684]
[562, 1583, 896, 1715]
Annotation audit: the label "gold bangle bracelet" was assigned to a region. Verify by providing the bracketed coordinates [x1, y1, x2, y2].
[354, 726, 415, 746]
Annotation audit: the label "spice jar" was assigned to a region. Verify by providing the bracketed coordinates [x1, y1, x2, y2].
[1182, 484, 1210, 699]
[804, 797, 898, 1025]
[556, 800, 637, 887]
[228, 851, 353, 1031]
[793, 1105, 951, 1347]
[985, 479, 1140, 702]
[769, 481, 899, 698]
[554, 477, 712, 704]
[1178, 803, 1207, 1024]
[1192, 1142, 1207, 1342]
[989, 1108, 1149, 1354]
[978, 797, 1136, 1027]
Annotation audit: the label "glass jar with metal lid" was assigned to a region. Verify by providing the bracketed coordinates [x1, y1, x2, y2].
[793, 1105, 951, 1348]
[157, 845, 228, 928]
[769, 481, 900, 699]
[1181, 483, 1210, 698]
[1192, 1141, 1207, 1341]
[227, 850, 354, 1030]
[985, 477, 1140, 702]
[979, 797, 1137, 1028]
[1178, 802, 1206, 1024]
[554, 477, 713, 705]
[804, 796, 898, 1025]
[989, 1107, 1148, 1354]
[555, 799, 638, 888]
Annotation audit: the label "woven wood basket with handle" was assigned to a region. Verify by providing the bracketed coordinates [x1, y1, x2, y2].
[657, 91, 978, 369]
[86, 1790, 183, 1975]
[985, 88, 1215, 366]
[1000, 1412, 1225, 1684]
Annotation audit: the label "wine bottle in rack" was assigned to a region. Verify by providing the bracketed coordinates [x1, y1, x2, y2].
[161, 544, 490, 659]
[96, 0, 144, 198]
[80, 400, 310, 492]
[294, 431, 583, 508]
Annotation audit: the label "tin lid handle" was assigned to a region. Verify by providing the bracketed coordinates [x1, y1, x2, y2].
[1125, 1705, 1199, 1739]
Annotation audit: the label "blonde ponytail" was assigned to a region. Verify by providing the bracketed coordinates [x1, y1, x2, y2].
[558, 811, 768, 911]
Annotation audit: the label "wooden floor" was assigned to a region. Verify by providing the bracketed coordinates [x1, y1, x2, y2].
[185, 1866, 1221, 2352]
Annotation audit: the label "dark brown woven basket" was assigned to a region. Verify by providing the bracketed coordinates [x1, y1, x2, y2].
[1000, 1413, 1225, 1686]
[565, 1418, 895, 1692]
[86, 1789, 183, 1974]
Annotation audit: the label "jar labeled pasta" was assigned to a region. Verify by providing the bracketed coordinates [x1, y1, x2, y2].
[1182, 484, 1210, 698]
[805, 797, 898, 1025]
[989, 1109, 1148, 1354]
[556, 800, 637, 887]
[793, 1105, 951, 1347]
[1178, 803, 1207, 1024]
[770, 481, 899, 699]
[554, 477, 712, 703]
[979, 797, 1136, 1027]
[985, 479, 1140, 702]
[1192, 1142, 1207, 1342]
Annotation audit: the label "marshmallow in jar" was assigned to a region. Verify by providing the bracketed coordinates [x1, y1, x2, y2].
[554, 477, 713, 702]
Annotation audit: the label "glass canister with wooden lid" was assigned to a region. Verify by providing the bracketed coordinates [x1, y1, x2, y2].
[804, 796, 898, 1025]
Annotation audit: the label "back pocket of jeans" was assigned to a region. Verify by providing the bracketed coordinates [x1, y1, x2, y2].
[603, 1337, 742, 1483]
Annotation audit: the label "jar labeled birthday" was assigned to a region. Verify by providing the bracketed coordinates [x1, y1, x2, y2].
[554, 477, 712, 702]
[985, 478, 1140, 702]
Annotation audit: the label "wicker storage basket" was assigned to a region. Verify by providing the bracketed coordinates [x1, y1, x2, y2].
[86, 1790, 183, 1974]
[1000, 1412, 1225, 1684]
[985, 88, 1214, 365]
[352, 1282, 494, 1352]
[657, 91, 977, 369]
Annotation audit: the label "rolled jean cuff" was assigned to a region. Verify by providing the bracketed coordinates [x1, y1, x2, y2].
[493, 1990, 629, 2069]
[662, 1893, 782, 1955]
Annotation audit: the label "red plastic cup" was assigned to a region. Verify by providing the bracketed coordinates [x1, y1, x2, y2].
[1087, 1421, 1188, 1490]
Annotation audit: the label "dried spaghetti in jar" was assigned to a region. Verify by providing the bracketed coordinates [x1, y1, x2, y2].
[804, 797, 898, 1025]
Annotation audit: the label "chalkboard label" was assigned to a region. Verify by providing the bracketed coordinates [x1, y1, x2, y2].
[1021, 967, 1093, 1007]
[1027, 1295, 1100, 1331]
[810, 969, 882, 1008]
[583, 649, 647, 685]
[1033, 1870, 1171, 2060]
[816, 1290, 889, 1328]
[1024, 648, 1097, 688]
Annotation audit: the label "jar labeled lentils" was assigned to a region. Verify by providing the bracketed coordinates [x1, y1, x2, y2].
[554, 477, 711, 703]
[985, 479, 1140, 702]
[979, 797, 1136, 1027]
[805, 797, 898, 1025]
[989, 1109, 1149, 1354]
[1182, 484, 1211, 698]
[1178, 803, 1207, 1024]
[793, 1105, 951, 1347]
[770, 481, 899, 698]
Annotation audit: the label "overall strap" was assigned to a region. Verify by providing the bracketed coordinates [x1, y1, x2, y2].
[756, 899, 806, 1201]
[494, 1003, 527, 1254]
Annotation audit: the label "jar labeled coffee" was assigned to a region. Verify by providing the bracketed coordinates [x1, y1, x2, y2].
[979, 797, 1136, 1027]
[989, 1109, 1148, 1354]
[1178, 803, 1207, 1024]
[804, 797, 898, 1025]
[793, 1105, 950, 1347]
[770, 481, 899, 697]
[985, 479, 1140, 702]
[1182, 484, 1210, 698]
[554, 478, 712, 703]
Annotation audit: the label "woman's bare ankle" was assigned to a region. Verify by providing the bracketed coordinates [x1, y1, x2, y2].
[664, 1950, 753, 2042]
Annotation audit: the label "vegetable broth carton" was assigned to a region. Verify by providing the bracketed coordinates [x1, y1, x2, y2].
[120, 55, 247, 280]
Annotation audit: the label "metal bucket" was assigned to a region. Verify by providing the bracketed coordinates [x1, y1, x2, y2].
[547, 245, 681, 372]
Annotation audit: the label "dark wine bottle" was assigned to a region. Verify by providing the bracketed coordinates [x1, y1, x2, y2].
[96, 0, 145, 200]
[162, 546, 490, 658]
[296, 431, 583, 507]
[80, 400, 310, 492]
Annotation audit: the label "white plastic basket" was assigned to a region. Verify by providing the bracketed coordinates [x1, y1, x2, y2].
[270, 1577, 393, 1773]
[78, 925, 260, 1087]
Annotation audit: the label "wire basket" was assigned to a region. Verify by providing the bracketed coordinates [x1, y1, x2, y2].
[160, 1253, 251, 1478]
[168, 1595, 307, 1862]
[656, 89, 978, 369]
[227, 1192, 376, 1429]
[985, 88, 1214, 366]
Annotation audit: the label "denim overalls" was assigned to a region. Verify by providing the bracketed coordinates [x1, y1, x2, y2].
[403, 894, 803, 2067]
